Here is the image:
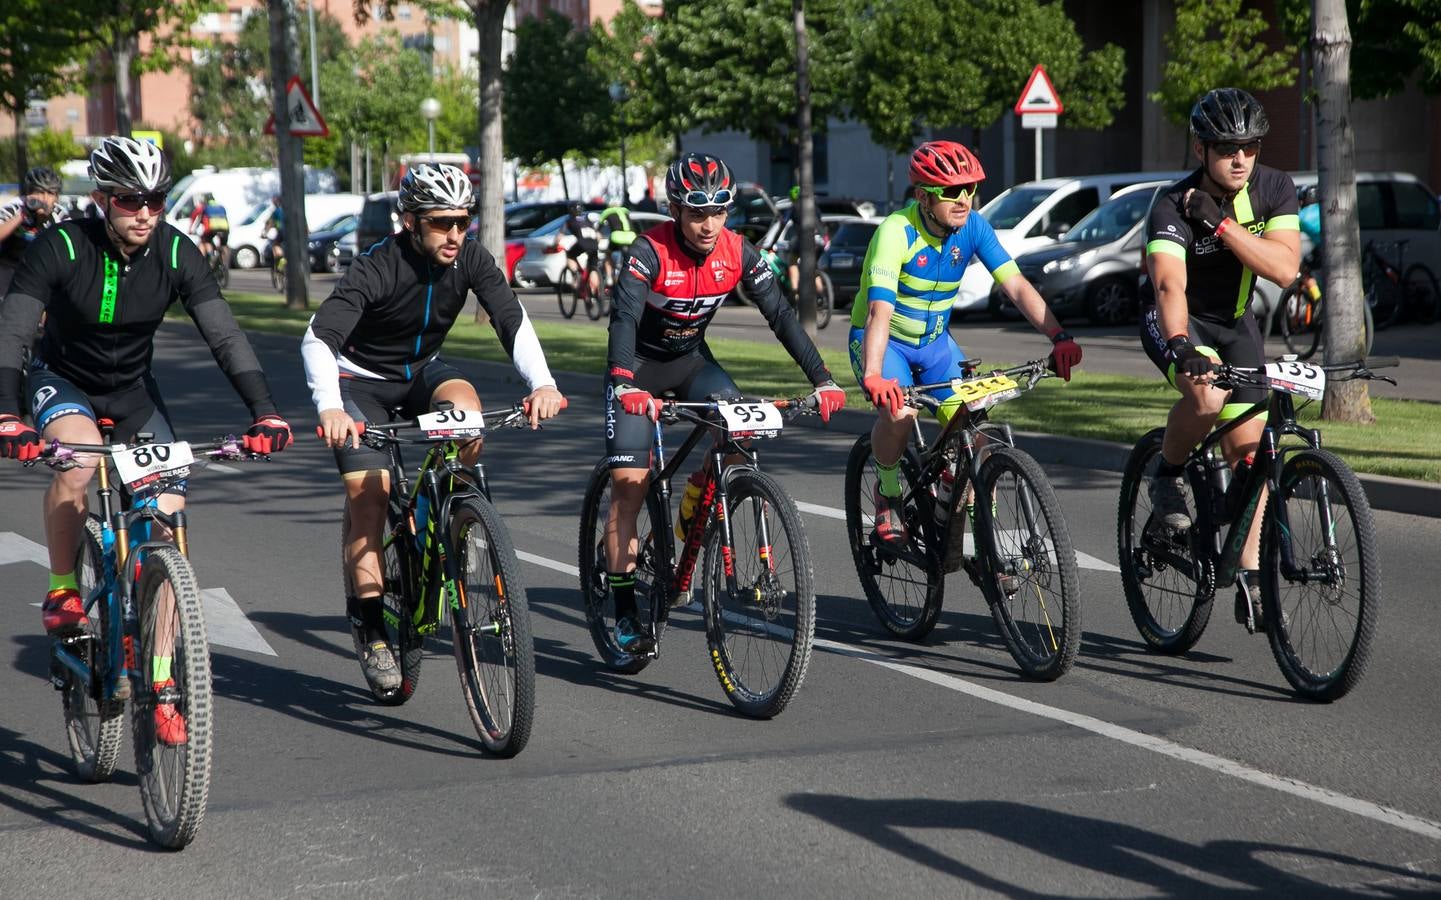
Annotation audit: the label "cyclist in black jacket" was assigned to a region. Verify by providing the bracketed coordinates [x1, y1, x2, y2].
[302, 163, 564, 694]
[0, 137, 291, 740]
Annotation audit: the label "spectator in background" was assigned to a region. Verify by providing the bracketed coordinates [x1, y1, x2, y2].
[634, 185, 659, 214]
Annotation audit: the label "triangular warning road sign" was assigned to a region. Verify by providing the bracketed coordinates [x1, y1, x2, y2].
[263, 76, 329, 138]
[1014, 65, 1064, 116]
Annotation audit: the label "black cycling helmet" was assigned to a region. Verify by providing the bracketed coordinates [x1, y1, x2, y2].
[1299, 184, 1318, 206]
[1190, 88, 1270, 144]
[89, 136, 172, 193]
[665, 153, 736, 210]
[568, 201, 584, 216]
[23, 166, 61, 195]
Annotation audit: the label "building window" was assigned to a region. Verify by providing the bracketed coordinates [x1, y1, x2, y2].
[67, 108, 80, 122]
[398, 4, 411, 19]
[434, 36, 450, 52]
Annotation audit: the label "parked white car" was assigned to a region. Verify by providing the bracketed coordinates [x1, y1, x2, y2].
[225, 194, 364, 269]
[516, 211, 668, 287]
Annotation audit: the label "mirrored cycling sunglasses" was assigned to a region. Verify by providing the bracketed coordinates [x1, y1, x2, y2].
[108, 191, 167, 214]
[680, 188, 734, 208]
[1208, 139, 1261, 159]
[419, 214, 471, 234]
[920, 184, 979, 203]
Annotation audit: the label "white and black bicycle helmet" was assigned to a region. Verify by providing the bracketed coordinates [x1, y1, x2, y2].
[89, 136, 171, 193]
[23, 166, 61, 195]
[398, 163, 475, 213]
[1190, 88, 1270, 144]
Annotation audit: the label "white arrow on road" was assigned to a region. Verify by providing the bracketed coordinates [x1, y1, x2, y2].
[3, 531, 276, 656]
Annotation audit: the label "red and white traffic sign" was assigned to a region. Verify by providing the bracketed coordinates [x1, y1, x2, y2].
[263, 76, 329, 138]
[1014, 65, 1064, 116]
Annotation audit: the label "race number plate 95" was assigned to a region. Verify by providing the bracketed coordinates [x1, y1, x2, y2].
[1264, 361, 1326, 400]
[715, 401, 783, 438]
[949, 373, 1021, 412]
[112, 441, 195, 491]
[416, 408, 486, 438]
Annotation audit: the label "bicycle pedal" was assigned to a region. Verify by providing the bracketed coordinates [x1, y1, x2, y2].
[114, 677, 132, 700]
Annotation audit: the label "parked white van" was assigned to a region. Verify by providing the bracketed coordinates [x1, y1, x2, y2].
[223, 194, 365, 269]
[164, 166, 339, 245]
[954, 170, 1191, 314]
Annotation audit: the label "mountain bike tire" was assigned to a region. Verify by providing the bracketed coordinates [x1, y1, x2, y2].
[132, 546, 212, 849]
[270, 258, 285, 293]
[815, 271, 834, 330]
[1279, 285, 1323, 361]
[341, 500, 424, 705]
[577, 461, 672, 674]
[701, 468, 816, 718]
[557, 272, 578, 319]
[1117, 428, 1216, 654]
[1262, 449, 1379, 702]
[62, 515, 124, 782]
[974, 446, 1080, 681]
[843, 435, 944, 641]
[1403, 263, 1440, 325]
[449, 495, 535, 756]
[584, 276, 603, 320]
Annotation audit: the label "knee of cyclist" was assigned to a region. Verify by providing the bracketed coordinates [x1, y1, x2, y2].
[54, 464, 97, 495]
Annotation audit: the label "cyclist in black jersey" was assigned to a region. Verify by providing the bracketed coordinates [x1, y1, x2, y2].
[302, 162, 564, 693]
[563, 201, 601, 299]
[1140, 89, 1300, 620]
[0, 138, 291, 736]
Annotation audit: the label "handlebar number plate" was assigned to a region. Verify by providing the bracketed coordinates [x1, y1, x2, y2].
[716, 401, 783, 438]
[112, 441, 194, 491]
[416, 409, 486, 439]
[949, 373, 1021, 412]
[1264, 361, 1326, 400]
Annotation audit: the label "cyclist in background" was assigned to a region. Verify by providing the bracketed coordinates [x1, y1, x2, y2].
[851, 140, 1081, 548]
[303, 163, 564, 695]
[0, 166, 63, 294]
[563, 201, 601, 299]
[0, 137, 292, 742]
[603, 152, 846, 653]
[267, 194, 285, 269]
[598, 204, 636, 287]
[1139, 87, 1300, 626]
[188, 192, 230, 264]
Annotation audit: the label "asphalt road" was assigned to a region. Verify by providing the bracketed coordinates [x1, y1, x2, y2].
[2, 325, 1438, 896]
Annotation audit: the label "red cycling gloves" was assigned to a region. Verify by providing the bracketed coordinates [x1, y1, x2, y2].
[862, 374, 905, 415]
[243, 414, 292, 454]
[1048, 330, 1083, 381]
[609, 367, 664, 421]
[810, 381, 846, 423]
[0, 414, 41, 461]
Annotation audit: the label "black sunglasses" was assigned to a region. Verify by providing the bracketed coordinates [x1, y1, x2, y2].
[1209, 140, 1261, 159]
[108, 191, 167, 214]
[419, 214, 470, 234]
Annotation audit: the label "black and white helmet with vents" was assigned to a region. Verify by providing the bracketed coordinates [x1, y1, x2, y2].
[398, 163, 475, 213]
[89, 136, 172, 194]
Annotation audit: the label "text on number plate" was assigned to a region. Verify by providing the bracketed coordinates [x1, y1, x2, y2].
[112, 441, 195, 490]
[1264, 361, 1325, 400]
[416, 408, 486, 438]
[948, 373, 1021, 411]
[716, 401, 783, 437]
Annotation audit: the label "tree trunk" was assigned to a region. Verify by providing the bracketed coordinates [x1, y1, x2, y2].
[12, 106, 28, 176]
[792, 0, 817, 337]
[112, 36, 135, 137]
[473, 1, 507, 261]
[1312, 0, 1372, 422]
[557, 158, 569, 199]
[269, 0, 309, 310]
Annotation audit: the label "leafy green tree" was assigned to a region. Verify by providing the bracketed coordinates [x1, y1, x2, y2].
[847, 0, 1126, 153]
[0, 128, 86, 183]
[1151, 0, 1298, 134]
[321, 33, 433, 179]
[0, 1, 90, 173]
[1276, 0, 1441, 98]
[588, 0, 673, 176]
[503, 12, 613, 197]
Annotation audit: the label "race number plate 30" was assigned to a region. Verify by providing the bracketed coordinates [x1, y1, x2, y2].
[416, 409, 486, 439]
[1264, 361, 1326, 400]
[949, 373, 1021, 412]
[112, 441, 195, 491]
[716, 401, 783, 438]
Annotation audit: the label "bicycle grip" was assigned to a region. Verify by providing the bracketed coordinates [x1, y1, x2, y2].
[314, 422, 366, 439]
[1363, 356, 1400, 369]
[521, 396, 569, 415]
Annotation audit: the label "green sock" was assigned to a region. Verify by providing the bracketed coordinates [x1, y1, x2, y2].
[49, 571, 79, 592]
[151, 656, 173, 684]
[873, 459, 902, 497]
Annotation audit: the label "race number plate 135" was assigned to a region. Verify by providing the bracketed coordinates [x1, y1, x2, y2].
[949, 373, 1021, 412]
[416, 408, 486, 439]
[112, 441, 195, 491]
[715, 401, 783, 438]
[1264, 361, 1326, 401]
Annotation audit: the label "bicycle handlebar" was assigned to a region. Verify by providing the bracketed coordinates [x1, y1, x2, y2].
[906, 357, 1056, 402]
[655, 393, 819, 426]
[337, 397, 569, 447]
[1211, 356, 1400, 390]
[33, 434, 256, 471]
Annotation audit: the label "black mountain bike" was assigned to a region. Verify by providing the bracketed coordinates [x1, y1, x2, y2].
[339, 400, 548, 756]
[32, 426, 262, 848]
[578, 393, 819, 718]
[1117, 357, 1397, 701]
[1362, 239, 1440, 329]
[843, 358, 1081, 681]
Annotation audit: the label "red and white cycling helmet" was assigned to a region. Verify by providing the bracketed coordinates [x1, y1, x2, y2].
[665, 153, 736, 210]
[908, 140, 985, 188]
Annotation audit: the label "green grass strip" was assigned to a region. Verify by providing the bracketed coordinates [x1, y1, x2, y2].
[214, 292, 1440, 483]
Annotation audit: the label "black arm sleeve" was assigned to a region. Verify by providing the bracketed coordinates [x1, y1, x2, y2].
[464, 241, 526, 357]
[739, 241, 832, 386]
[606, 237, 657, 377]
[176, 235, 277, 418]
[0, 233, 59, 415]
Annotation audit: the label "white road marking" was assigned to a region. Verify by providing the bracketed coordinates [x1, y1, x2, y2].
[207, 462, 241, 475]
[0, 531, 48, 567]
[513, 543, 1441, 843]
[201, 588, 278, 656]
[793, 501, 1118, 572]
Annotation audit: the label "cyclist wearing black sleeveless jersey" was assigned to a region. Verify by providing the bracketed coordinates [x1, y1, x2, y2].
[603, 152, 845, 652]
[0, 137, 291, 742]
[303, 163, 564, 693]
[1140, 88, 1300, 624]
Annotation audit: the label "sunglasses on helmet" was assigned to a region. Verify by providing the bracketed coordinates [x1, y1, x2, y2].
[680, 188, 734, 208]
[920, 184, 979, 203]
[108, 191, 167, 214]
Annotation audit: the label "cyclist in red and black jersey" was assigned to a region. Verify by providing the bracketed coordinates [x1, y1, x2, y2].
[1140, 88, 1300, 624]
[602, 152, 846, 652]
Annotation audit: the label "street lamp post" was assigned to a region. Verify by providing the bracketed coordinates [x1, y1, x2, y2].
[420, 97, 441, 162]
[609, 82, 628, 204]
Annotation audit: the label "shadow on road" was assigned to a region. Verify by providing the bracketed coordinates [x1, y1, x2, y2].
[783, 793, 1441, 896]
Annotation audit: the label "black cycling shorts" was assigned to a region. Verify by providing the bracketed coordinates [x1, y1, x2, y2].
[1140, 305, 1266, 414]
[567, 239, 600, 266]
[27, 363, 185, 497]
[334, 358, 469, 477]
[604, 349, 741, 470]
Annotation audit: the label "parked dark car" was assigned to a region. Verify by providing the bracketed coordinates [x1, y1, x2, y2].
[307, 212, 358, 273]
[504, 200, 605, 238]
[355, 191, 400, 258]
[818, 217, 883, 309]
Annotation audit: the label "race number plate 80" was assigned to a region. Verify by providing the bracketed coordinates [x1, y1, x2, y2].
[416, 409, 486, 438]
[949, 373, 1021, 412]
[1264, 361, 1326, 400]
[716, 401, 783, 438]
[112, 441, 195, 490]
